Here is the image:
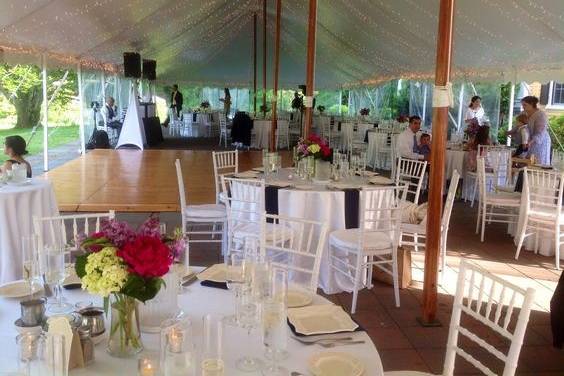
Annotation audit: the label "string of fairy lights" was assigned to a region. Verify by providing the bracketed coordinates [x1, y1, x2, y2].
[0, 0, 563, 88]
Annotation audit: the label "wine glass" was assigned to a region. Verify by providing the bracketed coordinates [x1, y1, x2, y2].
[201, 314, 224, 376]
[21, 235, 39, 298]
[270, 268, 288, 305]
[43, 244, 72, 314]
[236, 289, 263, 372]
[262, 300, 288, 376]
[225, 254, 247, 326]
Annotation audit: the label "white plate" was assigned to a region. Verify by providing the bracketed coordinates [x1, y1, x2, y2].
[308, 352, 364, 376]
[327, 183, 361, 190]
[287, 304, 358, 335]
[268, 180, 293, 188]
[7, 179, 32, 186]
[234, 171, 260, 179]
[196, 264, 227, 283]
[252, 167, 265, 172]
[294, 184, 315, 190]
[0, 280, 43, 298]
[287, 287, 313, 308]
[369, 176, 394, 185]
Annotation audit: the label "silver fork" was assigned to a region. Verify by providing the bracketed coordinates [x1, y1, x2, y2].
[292, 336, 354, 345]
[318, 340, 365, 348]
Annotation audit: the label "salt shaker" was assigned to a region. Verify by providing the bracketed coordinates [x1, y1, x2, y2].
[78, 326, 95, 365]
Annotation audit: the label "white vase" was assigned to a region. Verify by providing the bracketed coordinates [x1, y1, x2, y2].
[138, 271, 179, 332]
[315, 160, 331, 181]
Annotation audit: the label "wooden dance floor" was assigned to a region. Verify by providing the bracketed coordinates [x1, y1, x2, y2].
[42, 149, 291, 212]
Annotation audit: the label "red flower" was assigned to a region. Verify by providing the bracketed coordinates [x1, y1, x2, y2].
[320, 145, 331, 158]
[117, 236, 173, 278]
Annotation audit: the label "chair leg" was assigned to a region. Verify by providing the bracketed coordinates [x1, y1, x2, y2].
[413, 234, 418, 252]
[351, 251, 363, 314]
[480, 204, 486, 242]
[366, 255, 374, 289]
[475, 202, 482, 234]
[515, 217, 528, 260]
[470, 179, 477, 207]
[555, 226, 560, 270]
[391, 249, 400, 308]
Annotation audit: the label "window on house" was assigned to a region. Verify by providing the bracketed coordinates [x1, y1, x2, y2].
[552, 82, 564, 105]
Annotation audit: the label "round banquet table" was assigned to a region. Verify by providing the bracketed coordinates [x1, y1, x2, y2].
[263, 169, 385, 294]
[0, 268, 384, 375]
[252, 120, 271, 149]
[0, 179, 59, 284]
[445, 149, 466, 181]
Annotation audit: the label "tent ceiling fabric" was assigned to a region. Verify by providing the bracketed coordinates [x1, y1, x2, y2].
[1, 0, 563, 87]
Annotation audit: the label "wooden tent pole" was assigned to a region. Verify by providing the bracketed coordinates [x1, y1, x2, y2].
[270, 0, 281, 152]
[421, 0, 455, 325]
[253, 12, 258, 115]
[303, 0, 317, 139]
[262, 0, 267, 117]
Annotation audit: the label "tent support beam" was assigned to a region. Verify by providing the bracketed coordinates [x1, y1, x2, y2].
[421, 0, 455, 326]
[457, 83, 465, 131]
[77, 63, 86, 155]
[507, 83, 515, 146]
[262, 0, 267, 117]
[422, 84, 428, 126]
[41, 53, 49, 172]
[303, 0, 317, 139]
[253, 12, 258, 115]
[270, 0, 282, 152]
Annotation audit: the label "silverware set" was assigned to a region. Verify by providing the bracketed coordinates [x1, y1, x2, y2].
[292, 335, 365, 348]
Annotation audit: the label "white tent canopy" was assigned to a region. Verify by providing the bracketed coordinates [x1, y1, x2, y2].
[1, 0, 563, 87]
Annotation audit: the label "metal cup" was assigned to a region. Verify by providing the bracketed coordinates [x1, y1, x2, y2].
[20, 298, 46, 326]
[79, 307, 105, 337]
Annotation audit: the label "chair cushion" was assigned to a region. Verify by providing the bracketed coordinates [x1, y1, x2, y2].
[329, 228, 394, 252]
[485, 192, 521, 206]
[401, 222, 426, 236]
[184, 204, 226, 219]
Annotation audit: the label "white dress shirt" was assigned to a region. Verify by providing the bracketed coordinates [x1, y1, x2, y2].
[397, 128, 424, 160]
[464, 106, 485, 125]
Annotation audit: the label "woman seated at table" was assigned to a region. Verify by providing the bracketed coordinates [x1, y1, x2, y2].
[466, 125, 491, 172]
[1, 135, 32, 178]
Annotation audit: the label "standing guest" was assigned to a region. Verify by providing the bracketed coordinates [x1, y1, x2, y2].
[465, 95, 485, 126]
[170, 84, 183, 118]
[508, 113, 530, 158]
[417, 133, 431, 158]
[219, 88, 232, 118]
[397, 115, 427, 160]
[521, 96, 551, 165]
[1, 135, 32, 178]
[466, 125, 491, 172]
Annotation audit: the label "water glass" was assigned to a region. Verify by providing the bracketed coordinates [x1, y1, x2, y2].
[235, 290, 263, 372]
[225, 254, 247, 326]
[252, 258, 271, 302]
[201, 314, 224, 376]
[306, 156, 315, 179]
[270, 268, 287, 304]
[42, 245, 72, 314]
[164, 339, 196, 375]
[262, 300, 288, 375]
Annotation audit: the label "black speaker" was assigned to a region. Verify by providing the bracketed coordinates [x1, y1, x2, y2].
[142, 59, 157, 81]
[123, 52, 141, 78]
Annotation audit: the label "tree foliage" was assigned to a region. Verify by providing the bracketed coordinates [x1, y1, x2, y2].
[0, 64, 77, 128]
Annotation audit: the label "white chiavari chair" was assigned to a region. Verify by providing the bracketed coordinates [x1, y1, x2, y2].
[329, 184, 408, 313]
[552, 149, 564, 169]
[395, 157, 428, 204]
[33, 211, 116, 251]
[386, 259, 535, 376]
[475, 157, 521, 242]
[218, 115, 231, 147]
[263, 214, 328, 293]
[400, 170, 460, 281]
[212, 150, 239, 204]
[275, 120, 290, 150]
[175, 159, 227, 257]
[515, 168, 564, 270]
[466, 145, 512, 206]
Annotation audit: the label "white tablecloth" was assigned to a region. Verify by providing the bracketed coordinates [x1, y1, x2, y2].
[0, 179, 59, 284]
[0, 270, 383, 375]
[445, 149, 466, 181]
[252, 120, 271, 149]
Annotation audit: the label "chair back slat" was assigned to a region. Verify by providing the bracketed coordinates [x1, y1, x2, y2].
[523, 168, 564, 220]
[443, 260, 535, 376]
[212, 151, 239, 204]
[395, 157, 427, 203]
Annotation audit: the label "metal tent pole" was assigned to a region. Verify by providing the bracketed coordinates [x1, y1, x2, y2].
[77, 63, 86, 155]
[507, 83, 515, 146]
[41, 53, 49, 172]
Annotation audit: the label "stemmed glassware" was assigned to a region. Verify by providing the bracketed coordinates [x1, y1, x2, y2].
[262, 300, 288, 376]
[21, 235, 39, 298]
[42, 242, 72, 314]
[201, 314, 224, 376]
[224, 253, 247, 326]
[235, 287, 263, 372]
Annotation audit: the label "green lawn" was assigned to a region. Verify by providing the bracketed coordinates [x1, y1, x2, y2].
[0, 124, 80, 156]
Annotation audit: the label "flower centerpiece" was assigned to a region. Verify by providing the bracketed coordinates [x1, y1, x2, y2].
[200, 101, 211, 112]
[359, 108, 370, 117]
[317, 105, 326, 114]
[296, 134, 333, 180]
[465, 118, 480, 139]
[75, 216, 177, 357]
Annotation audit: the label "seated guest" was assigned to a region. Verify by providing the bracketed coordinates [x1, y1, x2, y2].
[417, 133, 431, 157]
[511, 113, 530, 158]
[466, 125, 491, 172]
[397, 115, 427, 160]
[102, 97, 122, 130]
[1, 135, 32, 178]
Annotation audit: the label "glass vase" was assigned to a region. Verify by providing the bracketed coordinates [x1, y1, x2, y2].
[107, 293, 143, 358]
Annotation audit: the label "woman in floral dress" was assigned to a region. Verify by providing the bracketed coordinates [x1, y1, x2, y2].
[521, 96, 551, 165]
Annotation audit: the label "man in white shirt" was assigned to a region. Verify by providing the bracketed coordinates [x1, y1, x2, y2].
[397, 115, 427, 160]
[102, 97, 122, 130]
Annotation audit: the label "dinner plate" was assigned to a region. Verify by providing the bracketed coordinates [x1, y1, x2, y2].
[252, 167, 265, 172]
[234, 171, 260, 179]
[7, 179, 32, 186]
[287, 287, 313, 308]
[369, 176, 394, 185]
[0, 280, 43, 298]
[327, 183, 361, 190]
[294, 184, 315, 190]
[308, 352, 364, 376]
[196, 264, 227, 283]
[268, 180, 293, 188]
[287, 304, 359, 335]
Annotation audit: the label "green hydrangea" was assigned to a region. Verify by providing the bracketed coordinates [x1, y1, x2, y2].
[82, 247, 128, 297]
[307, 144, 321, 154]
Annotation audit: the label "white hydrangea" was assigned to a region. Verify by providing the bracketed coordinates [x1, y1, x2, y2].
[82, 247, 128, 297]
